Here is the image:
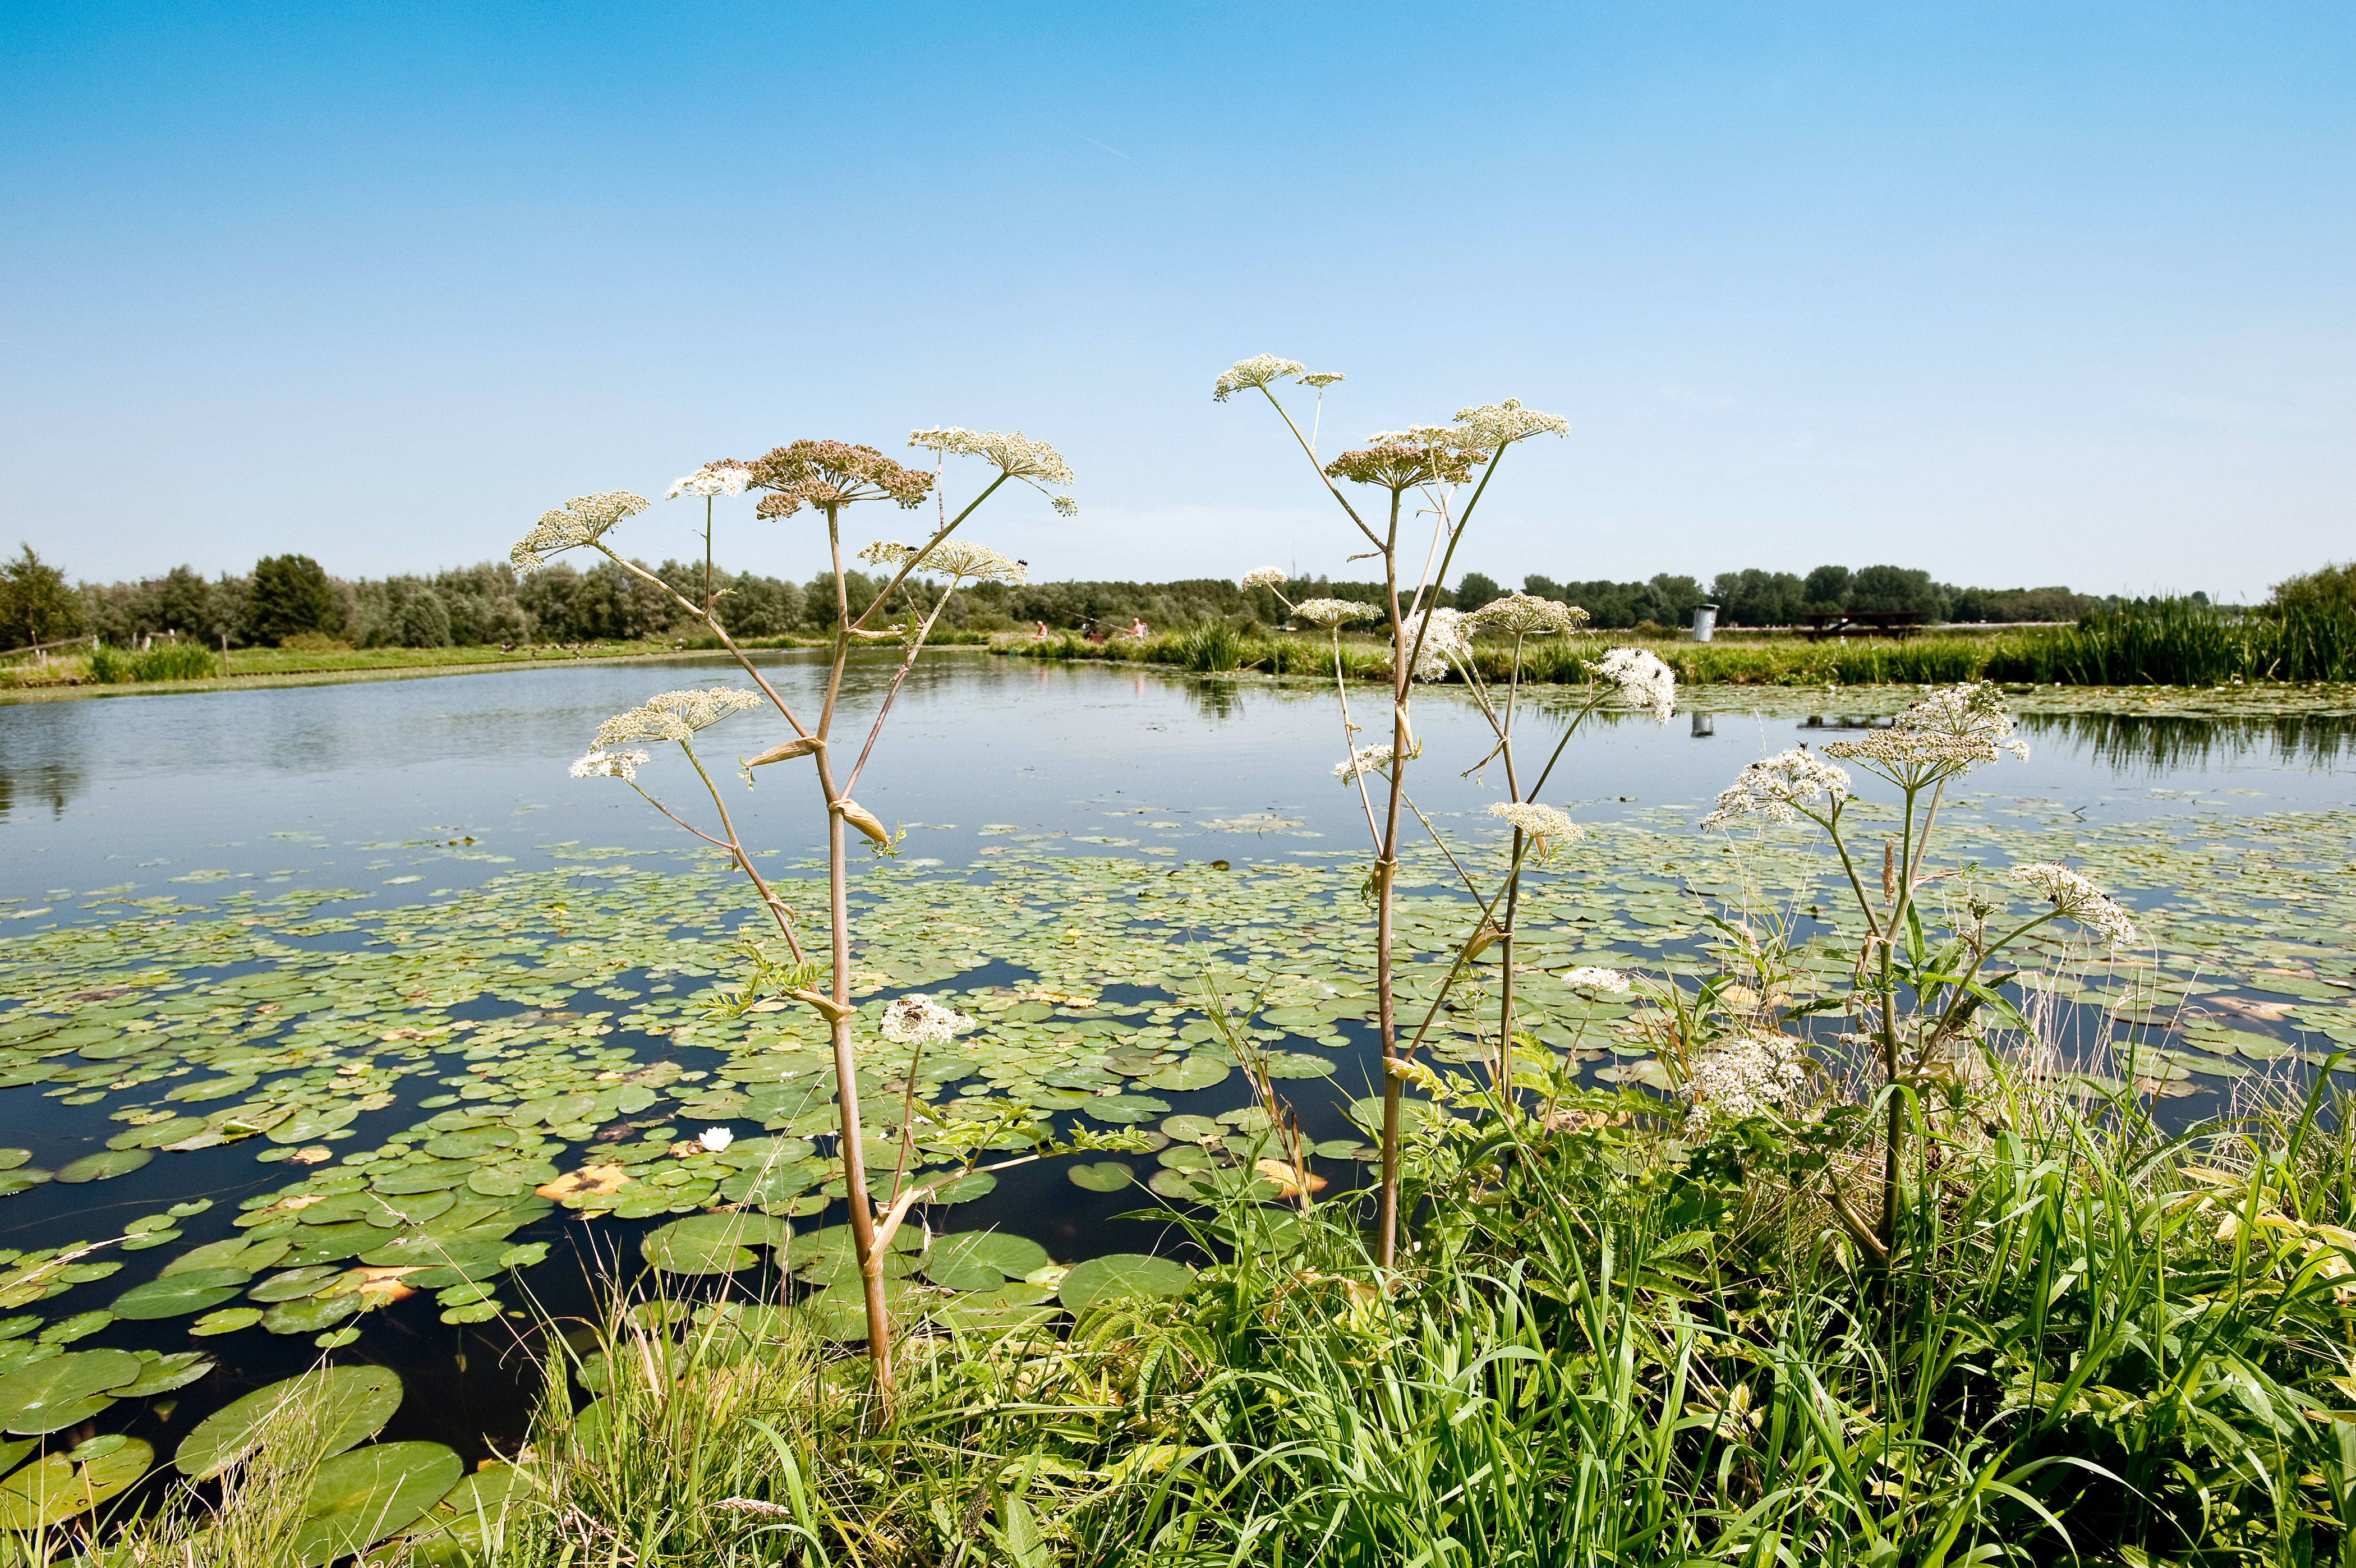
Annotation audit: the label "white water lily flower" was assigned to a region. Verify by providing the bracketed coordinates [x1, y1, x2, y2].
[568, 748, 650, 782]
[1294, 598, 1377, 627]
[1472, 591, 1587, 637]
[1684, 1031, 1809, 1129]
[906, 427, 1075, 486]
[857, 539, 1028, 585]
[1591, 647, 1676, 723]
[1561, 966, 1631, 994]
[592, 688, 763, 747]
[510, 491, 650, 571]
[880, 993, 974, 1046]
[666, 463, 750, 500]
[1451, 398, 1570, 451]
[1822, 682, 2028, 772]
[1700, 749, 1853, 830]
[697, 1127, 735, 1153]
[1488, 801, 1584, 853]
[1213, 354, 1308, 402]
[1239, 567, 1287, 589]
[1400, 608, 1471, 681]
[2009, 862, 2143, 948]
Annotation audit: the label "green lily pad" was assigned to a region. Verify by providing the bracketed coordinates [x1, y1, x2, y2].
[176, 1365, 404, 1479]
[114, 1351, 214, 1397]
[1067, 1161, 1135, 1193]
[1147, 1167, 1208, 1199]
[370, 1161, 475, 1195]
[0, 1151, 29, 1172]
[399, 1463, 520, 1563]
[1086, 1093, 1171, 1125]
[1160, 1114, 1223, 1141]
[0, 1171, 53, 1198]
[0, 1438, 151, 1528]
[1056, 1253, 1194, 1314]
[249, 1266, 347, 1303]
[112, 1268, 251, 1320]
[923, 1232, 1051, 1288]
[192, 1307, 266, 1337]
[262, 1293, 363, 1336]
[640, 1213, 787, 1276]
[53, 1147, 153, 1184]
[922, 1170, 996, 1203]
[289, 1441, 464, 1566]
[1140, 1056, 1230, 1093]
[0, 1349, 142, 1434]
[1263, 1051, 1337, 1078]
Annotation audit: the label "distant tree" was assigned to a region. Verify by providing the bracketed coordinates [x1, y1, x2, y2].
[1802, 564, 1852, 611]
[1454, 572, 1501, 613]
[1847, 564, 1949, 621]
[2268, 562, 2356, 616]
[0, 545, 85, 650]
[398, 587, 454, 647]
[245, 554, 340, 645]
[1709, 568, 1806, 627]
[1947, 585, 2100, 623]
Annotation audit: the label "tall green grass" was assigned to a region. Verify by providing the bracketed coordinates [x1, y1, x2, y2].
[85, 640, 220, 683]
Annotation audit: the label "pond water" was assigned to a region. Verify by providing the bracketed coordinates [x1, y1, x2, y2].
[0, 653, 2352, 1495]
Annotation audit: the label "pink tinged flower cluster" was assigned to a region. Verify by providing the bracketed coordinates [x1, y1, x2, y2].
[1700, 748, 1853, 830]
[592, 687, 763, 747]
[1591, 647, 1677, 723]
[511, 491, 652, 571]
[744, 441, 934, 520]
[2009, 862, 2143, 948]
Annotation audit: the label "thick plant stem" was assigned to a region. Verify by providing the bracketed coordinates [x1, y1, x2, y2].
[1374, 490, 1407, 1271]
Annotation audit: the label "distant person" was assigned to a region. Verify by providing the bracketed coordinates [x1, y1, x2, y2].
[1129, 617, 1148, 641]
[1033, 620, 1048, 641]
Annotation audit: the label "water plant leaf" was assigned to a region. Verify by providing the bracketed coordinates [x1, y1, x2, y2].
[248, 1266, 347, 1303]
[191, 1307, 265, 1337]
[111, 1268, 251, 1320]
[53, 1148, 153, 1184]
[640, 1213, 787, 1276]
[1056, 1253, 1194, 1313]
[0, 1349, 142, 1434]
[175, 1365, 403, 1479]
[0, 1438, 151, 1528]
[1140, 1056, 1230, 1093]
[1067, 1161, 1135, 1192]
[289, 1441, 464, 1567]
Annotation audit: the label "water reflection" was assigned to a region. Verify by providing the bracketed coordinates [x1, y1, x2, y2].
[0, 760, 79, 820]
[2017, 711, 2356, 773]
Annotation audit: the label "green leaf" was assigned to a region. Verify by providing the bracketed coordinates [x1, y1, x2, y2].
[1067, 1161, 1135, 1193]
[640, 1213, 786, 1276]
[53, 1147, 153, 1184]
[0, 1349, 142, 1434]
[1140, 1056, 1229, 1093]
[1056, 1253, 1194, 1313]
[112, 1268, 251, 1320]
[175, 1365, 403, 1479]
[289, 1442, 464, 1567]
[0, 1438, 151, 1528]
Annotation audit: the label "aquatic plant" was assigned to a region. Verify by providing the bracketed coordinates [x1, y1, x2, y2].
[508, 427, 1086, 1396]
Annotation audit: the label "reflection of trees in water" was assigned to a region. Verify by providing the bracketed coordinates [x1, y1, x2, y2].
[1188, 679, 1249, 723]
[2019, 711, 2356, 772]
[0, 760, 80, 820]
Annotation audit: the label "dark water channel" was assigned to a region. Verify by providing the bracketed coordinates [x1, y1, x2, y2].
[1, 652, 2352, 1472]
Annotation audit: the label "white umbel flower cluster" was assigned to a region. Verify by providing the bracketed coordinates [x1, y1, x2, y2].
[1684, 1032, 1809, 1128]
[880, 993, 975, 1046]
[1451, 398, 1570, 451]
[511, 491, 651, 571]
[1239, 567, 1287, 589]
[1700, 748, 1853, 830]
[1561, 966, 1631, 993]
[1488, 800, 1584, 852]
[592, 688, 764, 747]
[1591, 647, 1677, 722]
[1293, 598, 1377, 627]
[1299, 371, 1346, 389]
[1472, 591, 1587, 637]
[666, 465, 749, 500]
[2008, 862, 2143, 948]
[907, 427, 1075, 485]
[1213, 354, 1307, 402]
[1334, 742, 1416, 783]
[1400, 608, 1471, 681]
[857, 539, 1028, 585]
[568, 748, 650, 781]
[1822, 682, 2029, 772]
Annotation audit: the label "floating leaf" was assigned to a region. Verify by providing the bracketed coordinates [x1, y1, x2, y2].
[1056, 1253, 1194, 1313]
[53, 1148, 153, 1184]
[1140, 1056, 1229, 1093]
[1067, 1162, 1135, 1193]
[112, 1268, 251, 1321]
[0, 1438, 151, 1528]
[289, 1441, 464, 1567]
[0, 1349, 141, 1434]
[248, 1266, 347, 1303]
[640, 1213, 786, 1276]
[176, 1365, 403, 1479]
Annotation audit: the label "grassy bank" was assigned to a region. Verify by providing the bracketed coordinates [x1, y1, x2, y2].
[50, 1054, 2356, 1566]
[1004, 600, 2356, 687]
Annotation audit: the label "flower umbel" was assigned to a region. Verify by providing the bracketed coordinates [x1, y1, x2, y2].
[592, 688, 764, 747]
[857, 539, 1028, 585]
[1293, 598, 1377, 627]
[666, 461, 751, 500]
[906, 427, 1075, 486]
[1684, 1031, 1809, 1128]
[1324, 438, 1484, 491]
[1239, 567, 1288, 590]
[1562, 966, 1631, 994]
[744, 441, 934, 520]
[1488, 801, 1584, 856]
[1591, 647, 1677, 723]
[1451, 398, 1570, 452]
[1472, 591, 1587, 637]
[511, 491, 651, 571]
[1400, 608, 1471, 681]
[880, 994, 974, 1046]
[1334, 742, 1418, 783]
[1213, 355, 1307, 402]
[2009, 862, 2143, 948]
[1700, 748, 1853, 830]
[569, 748, 650, 781]
[1822, 682, 2029, 774]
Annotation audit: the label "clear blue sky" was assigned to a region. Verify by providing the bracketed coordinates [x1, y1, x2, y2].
[3, 2, 2348, 600]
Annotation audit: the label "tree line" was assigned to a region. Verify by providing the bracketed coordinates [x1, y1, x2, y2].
[9, 544, 2345, 653]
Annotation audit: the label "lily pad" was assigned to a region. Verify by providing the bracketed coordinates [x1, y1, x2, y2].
[289, 1441, 464, 1566]
[0, 1438, 151, 1528]
[112, 1268, 251, 1321]
[1056, 1253, 1194, 1314]
[176, 1365, 403, 1479]
[249, 1266, 347, 1303]
[0, 1349, 142, 1434]
[262, 1293, 363, 1336]
[1067, 1161, 1135, 1193]
[1140, 1056, 1230, 1093]
[114, 1350, 214, 1397]
[923, 1232, 1051, 1289]
[53, 1147, 153, 1184]
[640, 1213, 786, 1276]
[192, 1307, 266, 1337]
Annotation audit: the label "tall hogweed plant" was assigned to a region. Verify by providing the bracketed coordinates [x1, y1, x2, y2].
[1689, 681, 2148, 1264]
[509, 430, 1104, 1399]
[1216, 353, 1676, 1266]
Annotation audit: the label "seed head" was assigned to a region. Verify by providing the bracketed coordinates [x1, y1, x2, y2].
[592, 688, 764, 747]
[1298, 371, 1346, 389]
[512, 491, 651, 571]
[743, 440, 934, 519]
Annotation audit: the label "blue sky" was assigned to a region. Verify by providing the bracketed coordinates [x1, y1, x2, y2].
[3, 2, 2349, 599]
